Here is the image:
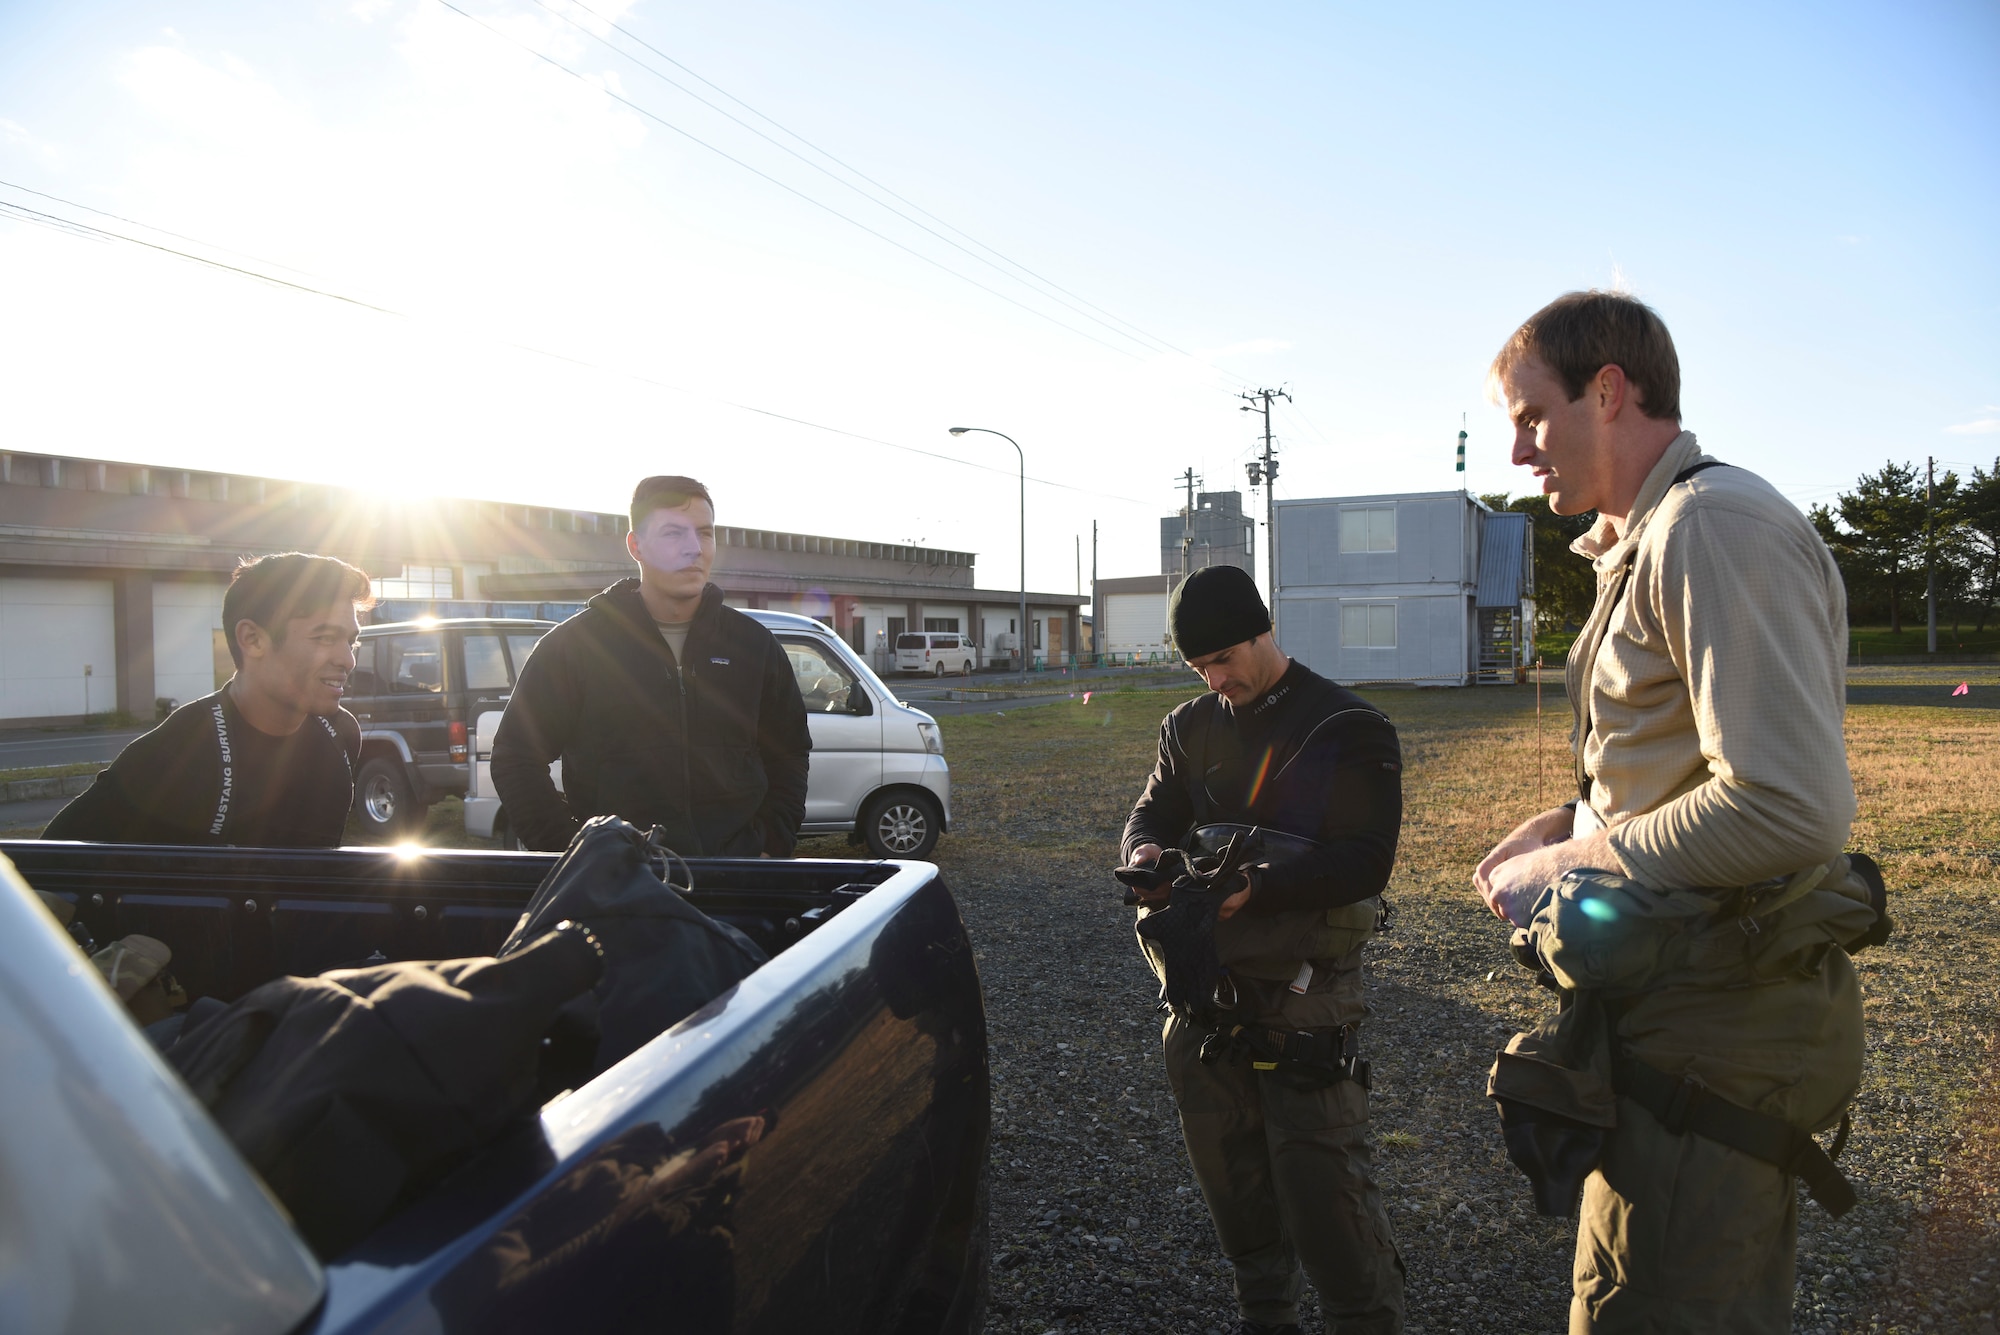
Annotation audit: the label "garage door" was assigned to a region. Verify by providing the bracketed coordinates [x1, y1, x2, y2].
[154, 580, 229, 709]
[0, 578, 117, 721]
[1100, 591, 1168, 657]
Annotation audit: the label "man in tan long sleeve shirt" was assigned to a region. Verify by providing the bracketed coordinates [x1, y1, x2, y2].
[1473, 291, 1866, 1334]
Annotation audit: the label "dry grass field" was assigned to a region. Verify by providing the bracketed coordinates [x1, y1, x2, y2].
[933, 681, 1998, 1334]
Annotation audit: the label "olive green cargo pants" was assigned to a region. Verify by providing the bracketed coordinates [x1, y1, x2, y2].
[1570, 1095, 1799, 1334]
[1163, 1001, 1405, 1334]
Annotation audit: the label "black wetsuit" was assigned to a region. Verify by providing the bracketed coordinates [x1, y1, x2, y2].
[43, 687, 360, 847]
[1122, 659, 1402, 912]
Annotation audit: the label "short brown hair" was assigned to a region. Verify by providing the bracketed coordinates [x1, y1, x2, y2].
[1490, 290, 1681, 421]
[223, 552, 371, 667]
[629, 475, 714, 530]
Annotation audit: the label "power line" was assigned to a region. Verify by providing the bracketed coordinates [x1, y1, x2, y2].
[0, 176, 316, 278]
[533, 0, 1190, 364]
[0, 181, 1150, 508]
[0, 200, 400, 316]
[548, 0, 1226, 373]
[431, 0, 1157, 364]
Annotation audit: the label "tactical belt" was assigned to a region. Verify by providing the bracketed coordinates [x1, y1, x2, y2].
[1200, 1020, 1370, 1090]
[1610, 1050, 1856, 1217]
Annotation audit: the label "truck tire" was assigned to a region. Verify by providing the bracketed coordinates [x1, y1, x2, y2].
[354, 756, 427, 839]
[960, 659, 973, 676]
[934, 661, 948, 678]
[861, 789, 942, 859]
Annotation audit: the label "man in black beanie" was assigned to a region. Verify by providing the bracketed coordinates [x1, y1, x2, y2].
[1122, 565, 1406, 1335]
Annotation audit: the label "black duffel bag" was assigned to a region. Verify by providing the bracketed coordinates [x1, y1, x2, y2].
[167, 923, 605, 1257]
[498, 816, 769, 1078]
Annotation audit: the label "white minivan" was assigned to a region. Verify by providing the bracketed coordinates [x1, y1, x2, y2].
[464, 609, 952, 858]
[895, 631, 975, 676]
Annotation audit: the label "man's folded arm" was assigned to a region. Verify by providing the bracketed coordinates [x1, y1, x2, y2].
[1607, 505, 1855, 889]
[490, 641, 581, 852]
[749, 644, 811, 857]
[1121, 717, 1193, 864]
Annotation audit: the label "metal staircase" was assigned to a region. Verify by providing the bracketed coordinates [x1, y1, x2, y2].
[1476, 608, 1522, 684]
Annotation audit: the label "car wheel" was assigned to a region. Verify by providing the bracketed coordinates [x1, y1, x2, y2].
[862, 790, 942, 859]
[961, 659, 973, 676]
[354, 757, 427, 839]
[934, 662, 948, 677]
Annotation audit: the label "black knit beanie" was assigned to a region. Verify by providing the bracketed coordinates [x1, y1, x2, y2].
[1168, 566, 1271, 660]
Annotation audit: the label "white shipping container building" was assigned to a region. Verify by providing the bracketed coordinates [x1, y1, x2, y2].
[1274, 491, 1533, 687]
[1093, 574, 1176, 663]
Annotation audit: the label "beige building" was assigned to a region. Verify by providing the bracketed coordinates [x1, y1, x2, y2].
[0, 450, 1084, 726]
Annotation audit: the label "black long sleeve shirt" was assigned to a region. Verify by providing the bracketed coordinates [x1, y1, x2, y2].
[1121, 660, 1403, 914]
[42, 687, 360, 847]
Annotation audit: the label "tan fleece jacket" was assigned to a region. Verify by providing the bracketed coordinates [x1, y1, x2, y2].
[1568, 431, 1855, 889]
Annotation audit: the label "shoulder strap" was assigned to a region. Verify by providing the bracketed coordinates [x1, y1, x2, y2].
[1575, 461, 1729, 800]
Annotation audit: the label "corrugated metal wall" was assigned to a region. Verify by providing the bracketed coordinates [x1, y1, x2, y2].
[1274, 493, 1476, 685]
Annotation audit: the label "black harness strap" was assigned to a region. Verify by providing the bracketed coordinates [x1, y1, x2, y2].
[1610, 1049, 1856, 1217]
[1574, 459, 1731, 801]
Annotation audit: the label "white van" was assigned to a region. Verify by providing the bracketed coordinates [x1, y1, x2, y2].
[895, 631, 975, 676]
[465, 610, 952, 858]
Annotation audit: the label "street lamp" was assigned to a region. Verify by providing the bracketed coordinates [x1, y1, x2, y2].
[948, 426, 1028, 683]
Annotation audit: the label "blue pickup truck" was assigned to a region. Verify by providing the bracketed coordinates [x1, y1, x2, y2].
[0, 840, 989, 1335]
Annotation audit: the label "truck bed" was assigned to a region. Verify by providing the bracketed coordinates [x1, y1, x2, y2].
[0, 841, 990, 1335]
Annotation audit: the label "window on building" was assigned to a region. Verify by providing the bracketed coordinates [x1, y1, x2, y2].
[1341, 602, 1397, 649]
[1338, 507, 1397, 554]
[1032, 619, 1042, 649]
[923, 617, 960, 632]
[371, 564, 456, 599]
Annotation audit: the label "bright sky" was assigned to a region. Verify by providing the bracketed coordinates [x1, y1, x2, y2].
[3, 1, 1995, 599]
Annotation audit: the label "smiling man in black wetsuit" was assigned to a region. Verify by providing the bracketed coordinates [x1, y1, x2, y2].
[1122, 565, 1406, 1335]
[44, 552, 367, 847]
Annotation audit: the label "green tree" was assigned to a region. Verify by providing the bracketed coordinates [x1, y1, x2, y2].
[1951, 457, 2000, 631]
[1825, 462, 1934, 633]
[1480, 492, 1596, 634]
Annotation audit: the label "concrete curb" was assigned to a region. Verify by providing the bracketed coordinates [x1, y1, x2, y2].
[2, 774, 95, 803]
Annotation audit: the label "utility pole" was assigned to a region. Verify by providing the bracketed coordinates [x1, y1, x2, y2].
[1927, 455, 1937, 654]
[1090, 520, 1098, 664]
[1178, 467, 1200, 578]
[1240, 386, 1291, 630]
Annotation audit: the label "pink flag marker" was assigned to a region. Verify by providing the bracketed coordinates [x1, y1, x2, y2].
[1953, 682, 1970, 696]
[1083, 690, 1094, 703]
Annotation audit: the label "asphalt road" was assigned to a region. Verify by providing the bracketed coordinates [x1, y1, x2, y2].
[0, 796, 70, 836]
[0, 727, 146, 771]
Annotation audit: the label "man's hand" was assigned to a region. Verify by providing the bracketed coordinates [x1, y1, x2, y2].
[1473, 804, 1576, 901]
[1477, 827, 1625, 928]
[1124, 844, 1169, 906]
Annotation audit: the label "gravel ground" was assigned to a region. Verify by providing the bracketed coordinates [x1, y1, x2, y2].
[928, 686, 1998, 1335]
